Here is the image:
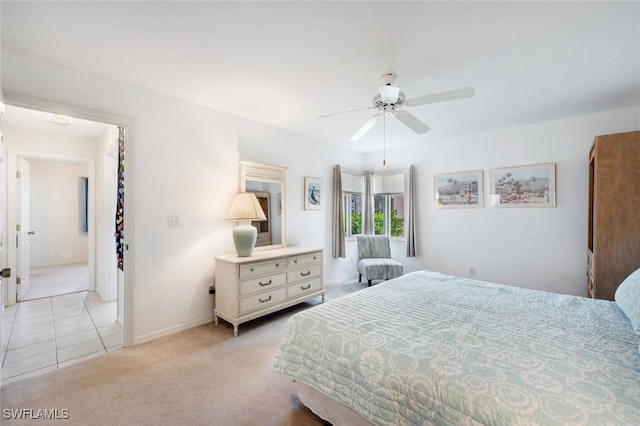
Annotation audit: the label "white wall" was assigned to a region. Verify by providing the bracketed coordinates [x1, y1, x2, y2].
[369, 105, 640, 297]
[3, 49, 638, 346]
[1, 50, 365, 343]
[28, 158, 89, 267]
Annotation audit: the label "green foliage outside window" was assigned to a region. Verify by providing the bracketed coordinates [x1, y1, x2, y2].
[390, 209, 404, 237]
[345, 210, 402, 237]
[351, 213, 362, 235]
[374, 210, 404, 237]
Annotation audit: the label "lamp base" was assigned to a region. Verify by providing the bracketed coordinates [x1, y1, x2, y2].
[233, 220, 257, 257]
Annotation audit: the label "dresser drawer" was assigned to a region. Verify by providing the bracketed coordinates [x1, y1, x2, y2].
[287, 252, 321, 269]
[240, 273, 286, 296]
[287, 278, 322, 299]
[239, 258, 285, 279]
[287, 264, 321, 283]
[239, 288, 286, 314]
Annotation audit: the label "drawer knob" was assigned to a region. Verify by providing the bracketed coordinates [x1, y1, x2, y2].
[258, 280, 272, 287]
[259, 295, 272, 303]
[294, 260, 298, 263]
[250, 267, 254, 272]
[300, 270, 311, 277]
[276, 263, 280, 267]
[301, 284, 311, 290]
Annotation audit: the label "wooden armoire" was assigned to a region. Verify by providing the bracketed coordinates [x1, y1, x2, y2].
[587, 130, 640, 300]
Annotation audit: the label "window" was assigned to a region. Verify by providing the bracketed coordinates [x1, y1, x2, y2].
[374, 193, 404, 237]
[343, 192, 362, 237]
[373, 172, 405, 238]
[341, 171, 364, 237]
[341, 170, 405, 238]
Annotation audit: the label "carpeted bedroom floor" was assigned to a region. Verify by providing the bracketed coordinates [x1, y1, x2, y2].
[0, 280, 367, 425]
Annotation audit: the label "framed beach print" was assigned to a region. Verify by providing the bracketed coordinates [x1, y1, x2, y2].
[434, 170, 483, 208]
[304, 177, 323, 210]
[490, 162, 556, 207]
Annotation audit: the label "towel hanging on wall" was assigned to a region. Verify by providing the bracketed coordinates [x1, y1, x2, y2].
[115, 126, 125, 271]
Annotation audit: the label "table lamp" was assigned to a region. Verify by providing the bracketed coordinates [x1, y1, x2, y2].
[226, 192, 266, 257]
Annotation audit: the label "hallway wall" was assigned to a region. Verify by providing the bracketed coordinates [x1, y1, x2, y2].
[29, 158, 89, 267]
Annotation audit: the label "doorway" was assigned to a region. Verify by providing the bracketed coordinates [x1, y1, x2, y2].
[1, 103, 129, 381]
[19, 157, 91, 301]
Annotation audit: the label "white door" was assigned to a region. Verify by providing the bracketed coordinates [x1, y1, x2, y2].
[16, 157, 31, 301]
[0, 98, 6, 387]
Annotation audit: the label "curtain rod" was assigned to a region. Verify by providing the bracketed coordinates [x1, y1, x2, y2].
[340, 167, 409, 176]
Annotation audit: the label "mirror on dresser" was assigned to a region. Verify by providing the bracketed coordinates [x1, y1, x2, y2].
[240, 161, 286, 250]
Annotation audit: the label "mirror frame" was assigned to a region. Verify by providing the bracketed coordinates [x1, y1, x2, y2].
[240, 161, 286, 251]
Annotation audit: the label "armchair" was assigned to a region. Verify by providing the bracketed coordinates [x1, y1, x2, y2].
[356, 235, 403, 286]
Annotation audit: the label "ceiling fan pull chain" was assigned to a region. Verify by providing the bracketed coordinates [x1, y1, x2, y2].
[383, 113, 387, 166]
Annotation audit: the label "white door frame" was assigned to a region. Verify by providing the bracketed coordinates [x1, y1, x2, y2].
[2, 92, 135, 347]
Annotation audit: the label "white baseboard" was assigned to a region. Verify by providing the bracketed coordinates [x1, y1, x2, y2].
[325, 273, 359, 286]
[133, 314, 214, 345]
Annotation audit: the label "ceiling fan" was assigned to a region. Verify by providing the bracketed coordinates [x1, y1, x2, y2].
[318, 73, 475, 141]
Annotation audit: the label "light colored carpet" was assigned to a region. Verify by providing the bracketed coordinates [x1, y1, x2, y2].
[1, 280, 368, 425]
[22, 264, 88, 301]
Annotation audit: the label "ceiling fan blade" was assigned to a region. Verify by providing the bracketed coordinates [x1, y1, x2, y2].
[395, 110, 431, 135]
[405, 87, 475, 107]
[350, 113, 380, 141]
[317, 106, 377, 120]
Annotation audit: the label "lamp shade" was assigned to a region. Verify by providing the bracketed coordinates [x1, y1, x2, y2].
[226, 192, 267, 257]
[226, 192, 267, 221]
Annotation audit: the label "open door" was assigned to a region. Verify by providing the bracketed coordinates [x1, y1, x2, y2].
[0, 95, 6, 387]
[15, 157, 31, 300]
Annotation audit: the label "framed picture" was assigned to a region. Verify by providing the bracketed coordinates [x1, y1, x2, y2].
[434, 170, 483, 208]
[304, 177, 323, 210]
[490, 162, 556, 207]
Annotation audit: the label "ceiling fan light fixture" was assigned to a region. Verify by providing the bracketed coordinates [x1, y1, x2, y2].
[379, 85, 400, 104]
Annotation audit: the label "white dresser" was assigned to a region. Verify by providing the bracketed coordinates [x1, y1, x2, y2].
[214, 247, 324, 336]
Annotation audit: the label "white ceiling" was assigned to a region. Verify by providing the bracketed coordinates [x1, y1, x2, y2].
[2, 1, 640, 152]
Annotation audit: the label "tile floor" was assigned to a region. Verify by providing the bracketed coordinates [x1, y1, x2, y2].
[1, 291, 123, 384]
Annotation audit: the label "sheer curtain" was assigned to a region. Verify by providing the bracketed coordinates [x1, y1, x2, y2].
[332, 165, 345, 258]
[406, 164, 417, 257]
[363, 171, 374, 235]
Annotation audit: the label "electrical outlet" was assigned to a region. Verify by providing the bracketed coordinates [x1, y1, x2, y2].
[469, 267, 476, 276]
[167, 215, 181, 227]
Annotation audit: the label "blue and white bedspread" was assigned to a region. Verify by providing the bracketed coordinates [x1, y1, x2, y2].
[271, 270, 640, 425]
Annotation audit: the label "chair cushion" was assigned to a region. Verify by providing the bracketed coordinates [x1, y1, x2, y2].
[358, 258, 403, 281]
[357, 235, 392, 259]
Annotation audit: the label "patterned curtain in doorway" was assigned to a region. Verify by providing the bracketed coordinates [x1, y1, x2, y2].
[115, 126, 125, 271]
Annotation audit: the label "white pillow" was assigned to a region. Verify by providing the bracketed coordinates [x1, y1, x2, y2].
[615, 267, 640, 334]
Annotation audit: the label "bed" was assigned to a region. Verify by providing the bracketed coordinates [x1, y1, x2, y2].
[271, 270, 640, 425]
